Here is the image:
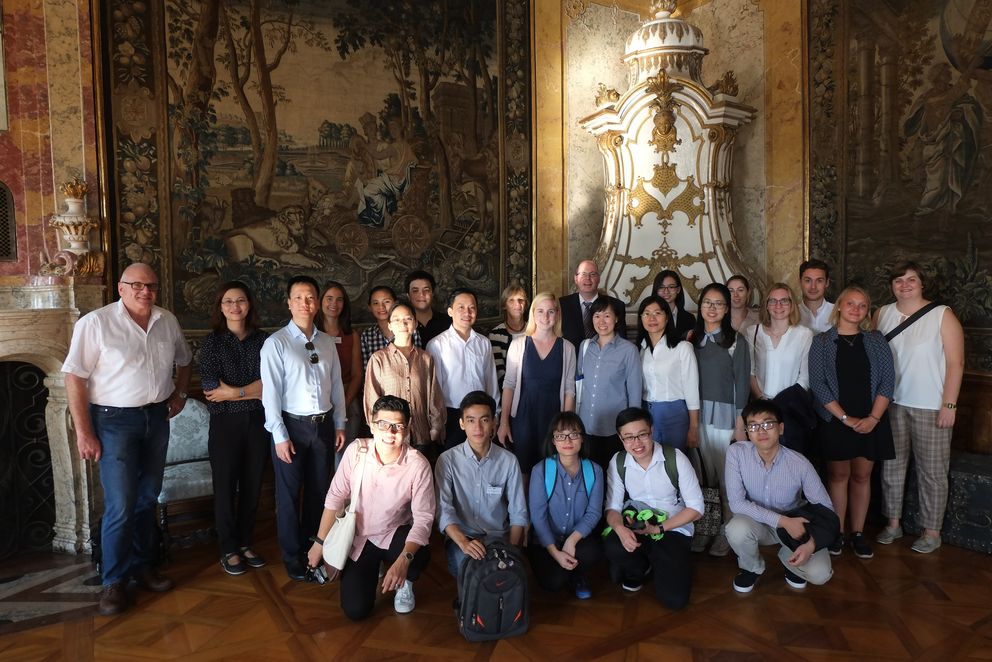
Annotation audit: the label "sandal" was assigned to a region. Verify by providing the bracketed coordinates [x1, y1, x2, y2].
[221, 552, 248, 576]
[240, 547, 267, 568]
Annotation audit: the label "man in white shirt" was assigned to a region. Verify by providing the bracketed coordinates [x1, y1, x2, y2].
[63, 263, 192, 616]
[603, 407, 703, 610]
[261, 275, 346, 581]
[426, 288, 499, 450]
[798, 259, 834, 333]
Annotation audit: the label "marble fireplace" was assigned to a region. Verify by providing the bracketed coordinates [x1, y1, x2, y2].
[0, 282, 104, 554]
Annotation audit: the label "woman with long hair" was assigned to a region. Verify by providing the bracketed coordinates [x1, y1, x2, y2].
[809, 286, 895, 560]
[487, 283, 529, 390]
[199, 281, 270, 575]
[654, 270, 696, 340]
[726, 274, 760, 332]
[637, 295, 699, 450]
[498, 292, 577, 476]
[691, 282, 750, 557]
[528, 412, 604, 599]
[316, 281, 363, 455]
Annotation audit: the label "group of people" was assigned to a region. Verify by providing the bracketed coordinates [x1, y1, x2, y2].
[62, 255, 963, 621]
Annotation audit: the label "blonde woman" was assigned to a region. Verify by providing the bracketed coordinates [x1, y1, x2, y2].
[498, 292, 576, 474]
[809, 286, 895, 560]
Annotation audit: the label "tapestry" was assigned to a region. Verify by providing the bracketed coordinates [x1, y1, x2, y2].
[104, 0, 532, 328]
[809, 0, 992, 372]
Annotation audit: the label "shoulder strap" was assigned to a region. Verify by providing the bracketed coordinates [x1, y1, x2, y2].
[884, 302, 940, 342]
[661, 444, 681, 503]
[615, 450, 630, 504]
[581, 458, 595, 495]
[349, 440, 370, 513]
[544, 457, 556, 500]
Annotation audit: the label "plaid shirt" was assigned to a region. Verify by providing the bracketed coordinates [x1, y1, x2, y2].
[364, 344, 446, 444]
[360, 325, 422, 371]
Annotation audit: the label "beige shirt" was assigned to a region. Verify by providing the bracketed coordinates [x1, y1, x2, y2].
[364, 344, 446, 444]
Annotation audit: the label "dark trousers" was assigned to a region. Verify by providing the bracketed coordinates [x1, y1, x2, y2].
[528, 535, 603, 592]
[587, 434, 623, 471]
[209, 409, 269, 557]
[443, 407, 466, 451]
[604, 530, 692, 610]
[340, 525, 430, 621]
[272, 415, 334, 563]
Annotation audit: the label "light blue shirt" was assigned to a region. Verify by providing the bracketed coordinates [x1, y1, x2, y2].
[261, 321, 346, 444]
[528, 457, 604, 548]
[576, 335, 642, 435]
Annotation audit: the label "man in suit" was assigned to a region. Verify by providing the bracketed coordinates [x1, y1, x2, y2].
[560, 259, 628, 350]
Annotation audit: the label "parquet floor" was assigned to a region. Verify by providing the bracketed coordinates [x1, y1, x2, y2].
[2, 523, 991, 661]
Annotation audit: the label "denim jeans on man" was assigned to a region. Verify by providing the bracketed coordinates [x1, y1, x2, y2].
[92, 401, 169, 586]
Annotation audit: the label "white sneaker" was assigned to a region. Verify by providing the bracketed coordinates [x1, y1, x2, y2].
[394, 579, 416, 614]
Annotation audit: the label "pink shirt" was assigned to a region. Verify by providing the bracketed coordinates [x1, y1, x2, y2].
[324, 439, 435, 561]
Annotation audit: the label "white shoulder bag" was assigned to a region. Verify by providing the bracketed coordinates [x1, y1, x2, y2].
[322, 440, 369, 570]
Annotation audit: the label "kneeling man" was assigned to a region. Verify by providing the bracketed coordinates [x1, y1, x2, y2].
[726, 399, 837, 593]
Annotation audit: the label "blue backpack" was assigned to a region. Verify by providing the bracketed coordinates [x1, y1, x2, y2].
[543, 456, 596, 499]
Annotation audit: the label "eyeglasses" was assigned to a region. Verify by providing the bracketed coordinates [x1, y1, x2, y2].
[745, 420, 780, 432]
[553, 431, 582, 441]
[304, 341, 319, 364]
[641, 310, 666, 318]
[620, 431, 652, 444]
[373, 419, 407, 433]
[221, 298, 248, 306]
[657, 284, 680, 292]
[767, 298, 792, 307]
[700, 299, 727, 309]
[576, 271, 599, 278]
[121, 280, 159, 292]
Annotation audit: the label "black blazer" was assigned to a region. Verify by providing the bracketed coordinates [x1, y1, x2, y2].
[672, 307, 696, 341]
[559, 292, 629, 350]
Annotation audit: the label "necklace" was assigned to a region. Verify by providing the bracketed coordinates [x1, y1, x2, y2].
[838, 333, 858, 348]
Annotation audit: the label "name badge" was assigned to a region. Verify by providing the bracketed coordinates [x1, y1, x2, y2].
[485, 485, 502, 496]
[331, 336, 342, 344]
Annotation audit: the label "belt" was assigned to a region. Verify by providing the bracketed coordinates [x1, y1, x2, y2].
[95, 399, 168, 411]
[283, 410, 331, 424]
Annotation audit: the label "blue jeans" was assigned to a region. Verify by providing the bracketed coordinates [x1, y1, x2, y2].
[92, 402, 169, 586]
[644, 400, 689, 449]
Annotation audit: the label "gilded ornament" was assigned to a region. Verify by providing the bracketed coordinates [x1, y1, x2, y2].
[565, 0, 587, 21]
[650, 0, 677, 15]
[708, 70, 740, 97]
[59, 177, 89, 199]
[646, 71, 683, 155]
[595, 83, 621, 108]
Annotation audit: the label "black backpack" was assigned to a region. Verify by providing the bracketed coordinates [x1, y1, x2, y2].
[456, 540, 529, 642]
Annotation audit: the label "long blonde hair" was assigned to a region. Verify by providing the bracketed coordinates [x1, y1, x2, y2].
[524, 292, 562, 337]
[828, 285, 874, 331]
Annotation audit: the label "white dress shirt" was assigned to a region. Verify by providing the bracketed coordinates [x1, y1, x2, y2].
[640, 339, 700, 409]
[605, 443, 704, 537]
[261, 321, 346, 444]
[62, 301, 192, 407]
[744, 324, 813, 397]
[799, 300, 834, 333]
[426, 326, 499, 408]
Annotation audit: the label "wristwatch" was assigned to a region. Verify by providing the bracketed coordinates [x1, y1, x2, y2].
[239, 388, 246, 398]
[840, 414, 848, 422]
[944, 402, 957, 410]
[403, 551, 415, 562]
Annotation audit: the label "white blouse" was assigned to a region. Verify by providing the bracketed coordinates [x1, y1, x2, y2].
[641, 339, 700, 409]
[744, 324, 813, 398]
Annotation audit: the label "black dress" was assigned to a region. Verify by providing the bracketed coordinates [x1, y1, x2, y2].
[818, 334, 895, 462]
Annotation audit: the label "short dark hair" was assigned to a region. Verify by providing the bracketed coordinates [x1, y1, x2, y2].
[371, 395, 411, 424]
[459, 390, 496, 417]
[286, 275, 319, 298]
[741, 398, 783, 424]
[314, 281, 353, 334]
[584, 297, 618, 338]
[448, 287, 477, 309]
[368, 285, 397, 304]
[799, 259, 831, 280]
[211, 280, 260, 334]
[616, 406, 653, 432]
[404, 270, 436, 293]
[889, 260, 925, 287]
[542, 412, 589, 459]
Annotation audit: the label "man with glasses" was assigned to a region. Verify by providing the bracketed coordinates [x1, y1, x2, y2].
[603, 407, 703, 610]
[725, 399, 836, 593]
[63, 262, 192, 616]
[560, 259, 628, 349]
[261, 275, 346, 581]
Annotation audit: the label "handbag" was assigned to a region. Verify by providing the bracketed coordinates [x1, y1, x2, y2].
[691, 447, 723, 537]
[322, 440, 369, 570]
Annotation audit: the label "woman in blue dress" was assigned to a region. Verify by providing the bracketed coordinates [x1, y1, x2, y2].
[498, 292, 576, 477]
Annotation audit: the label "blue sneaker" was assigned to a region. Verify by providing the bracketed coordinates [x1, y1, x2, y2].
[573, 574, 592, 600]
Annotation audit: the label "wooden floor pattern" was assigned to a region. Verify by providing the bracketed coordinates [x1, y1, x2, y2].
[2, 525, 991, 661]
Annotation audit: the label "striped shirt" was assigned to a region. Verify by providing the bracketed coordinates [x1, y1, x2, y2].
[487, 322, 525, 390]
[725, 441, 833, 528]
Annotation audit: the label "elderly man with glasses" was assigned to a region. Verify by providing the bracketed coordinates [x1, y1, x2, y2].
[725, 399, 837, 594]
[261, 274, 346, 581]
[63, 262, 192, 615]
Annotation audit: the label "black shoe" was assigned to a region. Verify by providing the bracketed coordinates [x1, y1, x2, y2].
[733, 569, 760, 593]
[98, 581, 128, 616]
[828, 534, 844, 556]
[240, 547, 267, 568]
[285, 560, 306, 581]
[221, 553, 248, 576]
[783, 568, 807, 589]
[850, 532, 874, 559]
[134, 566, 174, 592]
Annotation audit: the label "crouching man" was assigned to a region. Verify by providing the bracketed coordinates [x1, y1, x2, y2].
[726, 399, 838, 593]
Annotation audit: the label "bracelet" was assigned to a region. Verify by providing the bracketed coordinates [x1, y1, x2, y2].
[868, 414, 880, 422]
[239, 388, 245, 399]
[310, 535, 324, 546]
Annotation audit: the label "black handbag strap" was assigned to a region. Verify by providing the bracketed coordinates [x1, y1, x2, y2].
[884, 302, 939, 342]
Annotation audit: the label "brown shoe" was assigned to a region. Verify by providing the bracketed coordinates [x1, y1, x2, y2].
[98, 582, 128, 616]
[134, 566, 174, 592]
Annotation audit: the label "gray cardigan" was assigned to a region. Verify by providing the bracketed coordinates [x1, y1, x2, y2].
[808, 327, 895, 422]
[503, 335, 577, 417]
